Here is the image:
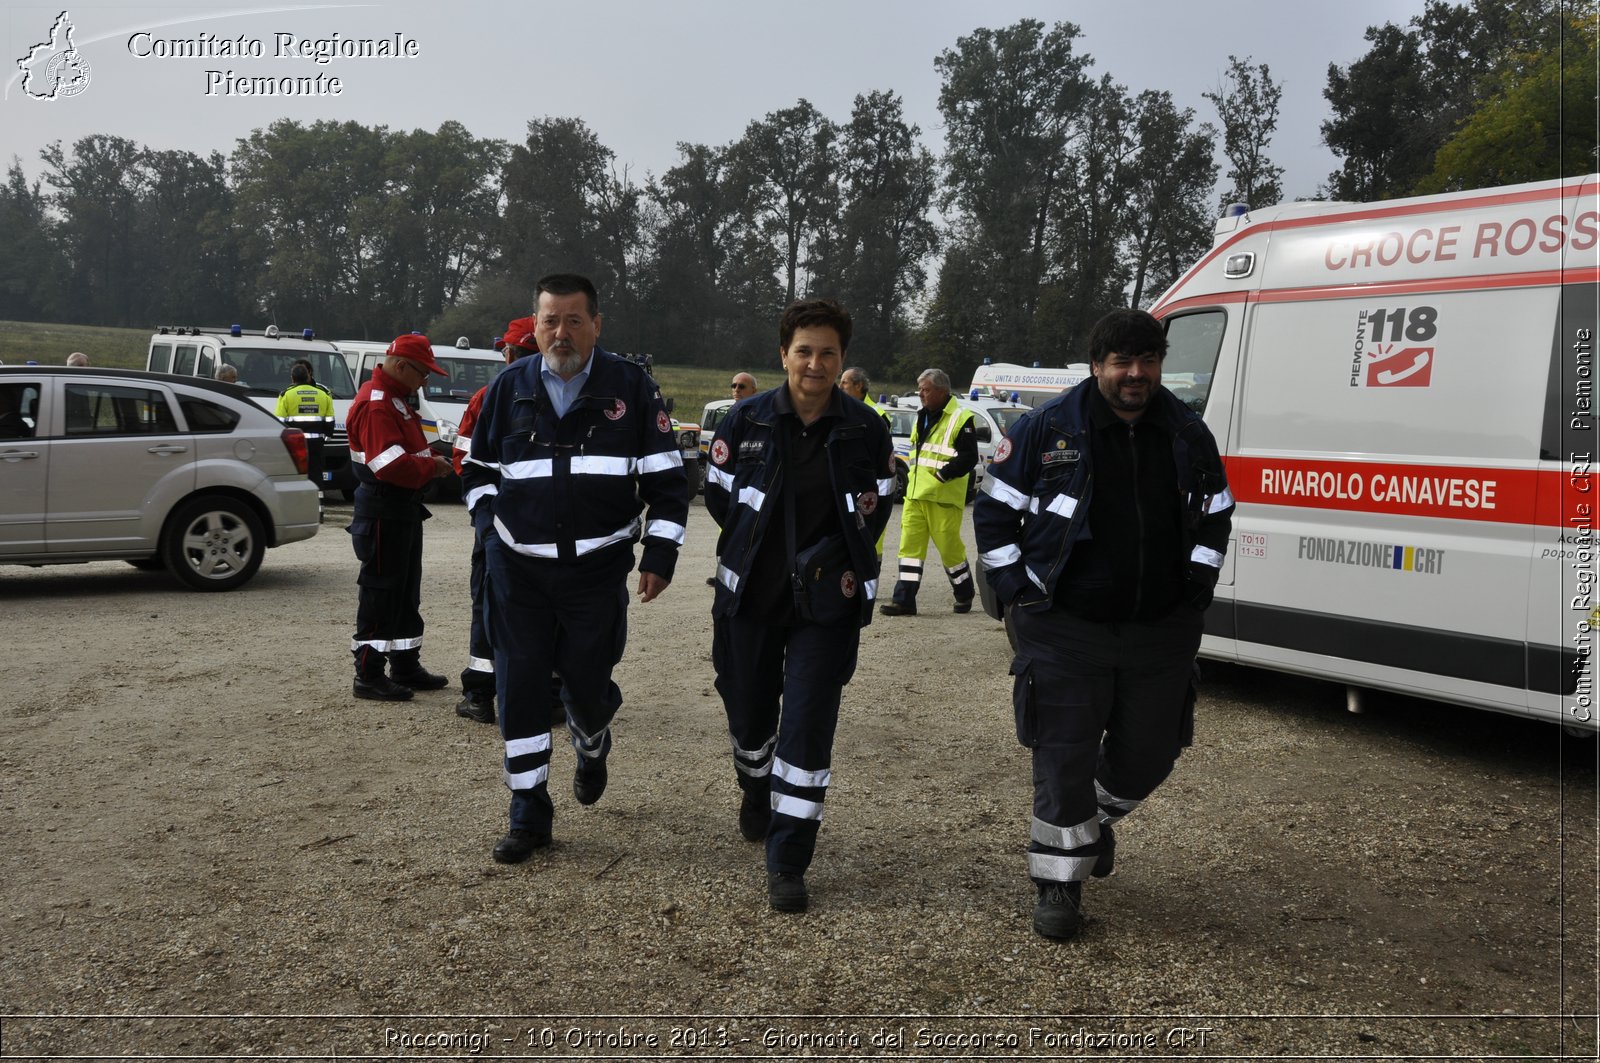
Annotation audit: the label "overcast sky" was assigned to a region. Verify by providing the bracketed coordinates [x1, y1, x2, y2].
[4, 0, 1425, 202]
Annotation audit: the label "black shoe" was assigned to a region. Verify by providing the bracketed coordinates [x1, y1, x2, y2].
[1092, 823, 1116, 878]
[492, 828, 551, 864]
[953, 598, 973, 614]
[455, 694, 495, 724]
[768, 871, 808, 912]
[353, 676, 414, 701]
[879, 600, 916, 616]
[1032, 880, 1084, 940]
[573, 756, 608, 806]
[391, 666, 449, 690]
[738, 789, 770, 842]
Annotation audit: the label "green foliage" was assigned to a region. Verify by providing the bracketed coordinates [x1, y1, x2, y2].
[1322, 0, 1575, 199]
[1203, 56, 1285, 208]
[1420, 14, 1598, 191]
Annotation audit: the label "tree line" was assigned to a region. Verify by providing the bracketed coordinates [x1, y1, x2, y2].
[0, 3, 1588, 389]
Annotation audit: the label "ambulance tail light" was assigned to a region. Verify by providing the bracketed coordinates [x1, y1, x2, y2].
[280, 428, 309, 475]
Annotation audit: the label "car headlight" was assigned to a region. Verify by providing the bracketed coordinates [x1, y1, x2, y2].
[437, 418, 458, 445]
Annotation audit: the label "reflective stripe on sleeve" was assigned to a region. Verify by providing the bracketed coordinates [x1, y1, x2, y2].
[737, 485, 767, 511]
[772, 757, 831, 789]
[637, 451, 683, 474]
[981, 544, 1022, 568]
[717, 563, 741, 593]
[1206, 487, 1236, 513]
[645, 519, 686, 545]
[862, 578, 877, 600]
[463, 484, 498, 510]
[366, 444, 405, 472]
[1192, 545, 1224, 568]
[877, 476, 897, 495]
[707, 465, 734, 491]
[982, 477, 1032, 512]
[466, 656, 493, 674]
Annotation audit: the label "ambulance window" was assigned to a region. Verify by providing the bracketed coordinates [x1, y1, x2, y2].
[198, 350, 215, 377]
[1162, 311, 1226, 414]
[174, 345, 198, 375]
[149, 344, 172, 373]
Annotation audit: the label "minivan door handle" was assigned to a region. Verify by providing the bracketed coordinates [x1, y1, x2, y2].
[147, 443, 188, 455]
[0, 449, 40, 461]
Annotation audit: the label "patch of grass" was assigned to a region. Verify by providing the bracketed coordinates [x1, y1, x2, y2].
[0, 321, 153, 370]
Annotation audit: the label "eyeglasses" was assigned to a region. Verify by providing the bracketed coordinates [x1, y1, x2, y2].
[730, 382, 752, 391]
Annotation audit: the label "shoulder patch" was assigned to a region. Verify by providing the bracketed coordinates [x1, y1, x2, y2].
[994, 437, 1013, 463]
[657, 411, 671, 433]
[605, 399, 627, 421]
[711, 438, 730, 466]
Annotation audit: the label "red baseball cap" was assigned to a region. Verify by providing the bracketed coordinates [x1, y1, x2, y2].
[386, 334, 446, 375]
[502, 317, 539, 352]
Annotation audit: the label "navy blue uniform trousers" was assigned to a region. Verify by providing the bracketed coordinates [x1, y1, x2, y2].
[486, 538, 631, 832]
[713, 614, 860, 875]
[1010, 604, 1202, 883]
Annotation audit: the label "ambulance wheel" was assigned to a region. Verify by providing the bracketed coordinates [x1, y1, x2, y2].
[161, 495, 266, 591]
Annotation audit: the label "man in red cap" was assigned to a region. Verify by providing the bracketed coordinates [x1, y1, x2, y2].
[453, 317, 542, 724]
[346, 333, 455, 701]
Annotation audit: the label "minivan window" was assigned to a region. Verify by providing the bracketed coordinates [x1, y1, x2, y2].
[179, 396, 241, 433]
[64, 384, 178, 436]
[149, 344, 172, 373]
[174, 345, 198, 375]
[1162, 310, 1227, 414]
[0, 382, 40, 438]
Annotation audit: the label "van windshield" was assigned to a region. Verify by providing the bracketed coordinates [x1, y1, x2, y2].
[885, 408, 916, 437]
[423, 357, 505, 404]
[224, 349, 357, 399]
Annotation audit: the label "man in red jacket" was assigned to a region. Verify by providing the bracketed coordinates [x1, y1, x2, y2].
[347, 334, 454, 701]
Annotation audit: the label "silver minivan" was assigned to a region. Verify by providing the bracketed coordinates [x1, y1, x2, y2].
[0, 366, 321, 590]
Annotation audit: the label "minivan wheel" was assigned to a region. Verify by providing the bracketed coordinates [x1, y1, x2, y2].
[162, 496, 266, 591]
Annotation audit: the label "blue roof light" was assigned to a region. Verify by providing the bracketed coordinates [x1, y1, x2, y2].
[229, 324, 242, 337]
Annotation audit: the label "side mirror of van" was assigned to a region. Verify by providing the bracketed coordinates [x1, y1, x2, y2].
[665, 397, 675, 414]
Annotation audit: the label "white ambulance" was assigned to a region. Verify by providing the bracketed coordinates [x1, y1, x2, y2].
[1144, 174, 1597, 731]
[969, 361, 1091, 408]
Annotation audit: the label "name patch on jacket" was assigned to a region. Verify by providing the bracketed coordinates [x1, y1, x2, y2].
[738, 440, 766, 460]
[1039, 447, 1079, 466]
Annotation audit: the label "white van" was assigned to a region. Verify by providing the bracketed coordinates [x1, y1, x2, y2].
[1140, 174, 1598, 730]
[148, 325, 359, 495]
[969, 362, 1091, 408]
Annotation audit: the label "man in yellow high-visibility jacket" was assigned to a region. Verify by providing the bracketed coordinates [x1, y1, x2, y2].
[276, 362, 335, 488]
[881, 368, 979, 616]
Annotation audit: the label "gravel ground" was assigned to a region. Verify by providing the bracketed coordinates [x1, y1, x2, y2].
[1, 499, 1596, 1060]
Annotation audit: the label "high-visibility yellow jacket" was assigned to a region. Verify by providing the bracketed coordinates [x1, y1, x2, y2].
[905, 398, 977, 506]
[276, 384, 334, 436]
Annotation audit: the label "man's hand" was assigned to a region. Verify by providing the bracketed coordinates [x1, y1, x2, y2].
[430, 455, 453, 479]
[637, 571, 669, 603]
